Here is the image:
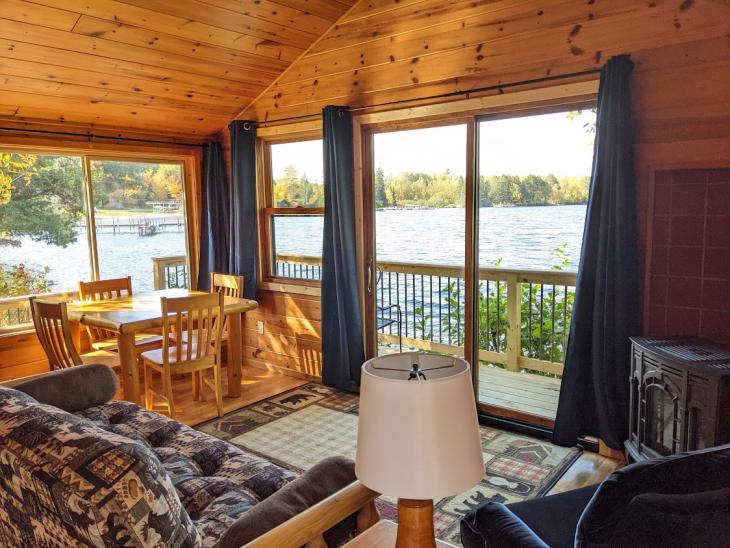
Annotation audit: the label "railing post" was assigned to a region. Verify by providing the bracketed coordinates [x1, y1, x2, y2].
[506, 274, 521, 372]
[152, 258, 164, 290]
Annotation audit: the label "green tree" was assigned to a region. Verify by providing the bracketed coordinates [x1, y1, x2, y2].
[0, 154, 84, 247]
[0, 154, 85, 296]
[518, 174, 552, 205]
[374, 167, 388, 208]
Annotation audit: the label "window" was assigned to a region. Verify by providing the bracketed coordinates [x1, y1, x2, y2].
[263, 139, 324, 283]
[90, 159, 188, 291]
[0, 150, 190, 332]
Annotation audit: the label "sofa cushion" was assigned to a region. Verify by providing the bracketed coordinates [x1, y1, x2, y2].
[75, 400, 298, 546]
[0, 387, 200, 547]
[219, 455, 357, 548]
[13, 364, 118, 412]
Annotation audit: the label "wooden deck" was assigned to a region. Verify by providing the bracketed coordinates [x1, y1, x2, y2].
[478, 365, 561, 421]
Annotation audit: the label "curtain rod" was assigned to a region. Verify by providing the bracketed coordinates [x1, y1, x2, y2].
[253, 67, 602, 127]
[0, 126, 207, 148]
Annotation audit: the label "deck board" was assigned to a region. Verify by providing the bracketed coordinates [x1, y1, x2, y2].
[478, 366, 561, 420]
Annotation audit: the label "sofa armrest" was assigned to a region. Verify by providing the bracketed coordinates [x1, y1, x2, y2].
[461, 502, 550, 548]
[245, 480, 379, 548]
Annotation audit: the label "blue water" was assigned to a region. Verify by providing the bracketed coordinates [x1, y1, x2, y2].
[274, 204, 587, 270]
[1, 205, 586, 296]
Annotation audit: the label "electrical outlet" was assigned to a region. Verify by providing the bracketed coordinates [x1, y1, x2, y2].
[256, 320, 264, 335]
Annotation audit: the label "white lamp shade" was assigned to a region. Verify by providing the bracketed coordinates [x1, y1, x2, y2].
[355, 352, 484, 500]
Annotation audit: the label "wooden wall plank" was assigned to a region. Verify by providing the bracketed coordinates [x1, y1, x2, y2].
[114, 0, 320, 46]
[0, 57, 249, 107]
[71, 16, 289, 74]
[3, 0, 81, 31]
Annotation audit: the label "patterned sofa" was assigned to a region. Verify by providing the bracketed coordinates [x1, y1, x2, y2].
[0, 365, 378, 547]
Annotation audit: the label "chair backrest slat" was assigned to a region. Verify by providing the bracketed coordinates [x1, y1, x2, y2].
[161, 292, 224, 368]
[210, 272, 244, 299]
[78, 277, 133, 343]
[30, 297, 82, 370]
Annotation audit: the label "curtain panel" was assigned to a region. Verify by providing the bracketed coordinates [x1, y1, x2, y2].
[552, 55, 641, 450]
[321, 106, 366, 391]
[197, 141, 230, 291]
[228, 120, 258, 300]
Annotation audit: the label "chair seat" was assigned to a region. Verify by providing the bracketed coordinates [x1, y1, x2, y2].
[91, 333, 164, 353]
[80, 350, 121, 369]
[141, 344, 213, 367]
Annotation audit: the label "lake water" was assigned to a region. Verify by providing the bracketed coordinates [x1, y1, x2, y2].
[275, 204, 587, 271]
[2, 205, 586, 295]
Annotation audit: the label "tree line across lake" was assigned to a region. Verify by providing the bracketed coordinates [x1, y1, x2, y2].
[274, 165, 590, 209]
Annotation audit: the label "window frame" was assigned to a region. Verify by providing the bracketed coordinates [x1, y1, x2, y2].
[0, 145, 195, 335]
[258, 134, 325, 290]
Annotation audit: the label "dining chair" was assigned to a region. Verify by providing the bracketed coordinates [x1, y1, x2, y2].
[29, 297, 120, 371]
[141, 292, 225, 419]
[78, 276, 163, 352]
[211, 272, 244, 298]
[178, 273, 244, 398]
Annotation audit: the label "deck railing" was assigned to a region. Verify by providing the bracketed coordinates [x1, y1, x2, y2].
[274, 254, 576, 377]
[2, 255, 575, 377]
[152, 255, 188, 290]
[0, 291, 77, 332]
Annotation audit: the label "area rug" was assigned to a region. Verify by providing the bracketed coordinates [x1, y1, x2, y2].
[198, 382, 581, 545]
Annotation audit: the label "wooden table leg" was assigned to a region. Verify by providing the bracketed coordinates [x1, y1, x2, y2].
[117, 332, 141, 404]
[227, 312, 243, 397]
[69, 321, 82, 353]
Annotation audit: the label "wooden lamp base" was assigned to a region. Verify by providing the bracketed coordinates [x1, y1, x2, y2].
[395, 499, 436, 548]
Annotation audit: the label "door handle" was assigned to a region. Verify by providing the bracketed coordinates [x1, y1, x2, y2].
[367, 259, 373, 294]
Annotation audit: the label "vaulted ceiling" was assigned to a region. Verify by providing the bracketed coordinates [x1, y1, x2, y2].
[0, 0, 355, 138]
[0, 0, 727, 140]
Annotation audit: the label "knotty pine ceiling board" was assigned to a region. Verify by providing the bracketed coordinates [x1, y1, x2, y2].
[241, 0, 730, 122]
[0, 0, 355, 138]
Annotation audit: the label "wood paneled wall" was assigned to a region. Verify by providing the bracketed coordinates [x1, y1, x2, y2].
[216, 126, 323, 380]
[1, 0, 729, 382]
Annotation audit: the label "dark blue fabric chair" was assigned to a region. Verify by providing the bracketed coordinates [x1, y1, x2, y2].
[461, 444, 730, 547]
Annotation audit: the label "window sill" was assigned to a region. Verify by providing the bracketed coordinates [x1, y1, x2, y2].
[258, 281, 321, 297]
[0, 326, 36, 340]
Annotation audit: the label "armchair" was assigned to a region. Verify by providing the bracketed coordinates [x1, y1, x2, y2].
[461, 444, 730, 547]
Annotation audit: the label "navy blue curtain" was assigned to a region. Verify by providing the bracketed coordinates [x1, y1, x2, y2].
[321, 106, 365, 391]
[552, 55, 641, 450]
[197, 141, 230, 291]
[228, 120, 258, 300]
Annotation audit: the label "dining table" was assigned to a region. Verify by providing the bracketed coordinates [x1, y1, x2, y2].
[66, 288, 258, 405]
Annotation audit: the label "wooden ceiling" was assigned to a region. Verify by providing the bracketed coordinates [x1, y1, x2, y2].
[0, 0, 355, 139]
[0, 0, 727, 140]
[243, 0, 730, 122]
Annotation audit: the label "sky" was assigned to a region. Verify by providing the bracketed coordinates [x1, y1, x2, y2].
[270, 109, 596, 182]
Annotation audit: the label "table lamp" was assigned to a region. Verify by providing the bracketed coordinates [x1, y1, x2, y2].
[355, 352, 484, 547]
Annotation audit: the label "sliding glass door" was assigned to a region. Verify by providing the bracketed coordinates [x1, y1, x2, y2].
[363, 105, 595, 428]
[475, 109, 594, 425]
[370, 124, 467, 360]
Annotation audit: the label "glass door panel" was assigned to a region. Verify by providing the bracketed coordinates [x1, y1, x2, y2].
[476, 109, 595, 423]
[372, 124, 467, 358]
[89, 159, 188, 292]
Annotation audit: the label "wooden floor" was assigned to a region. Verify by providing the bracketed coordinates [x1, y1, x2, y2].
[549, 450, 623, 495]
[132, 364, 619, 493]
[134, 365, 307, 426]
[478, 365, 561, 420]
